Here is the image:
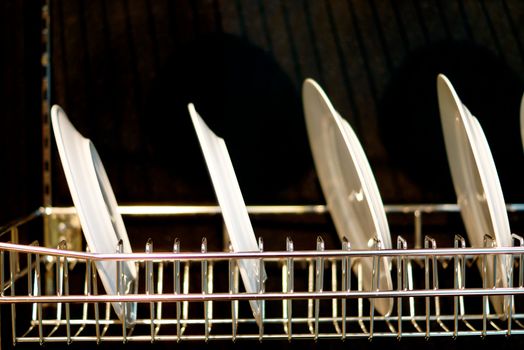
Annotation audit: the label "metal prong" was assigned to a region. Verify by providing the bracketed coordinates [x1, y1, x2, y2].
[90, 254, 101, 343]
[341, 237, 350, 340]
[307, 257, 314, 334]
[201, 238, 210, 341]
[156, 260, 164, 337]
[11, 227, 20, 273]
[482, 234, 495, 337]
[9, 242, 16, 345]
[116, 240, 127, 342]
[314, 237, 324, 340]
[423, 236, 436, 338]
[86, 250, 101, 343]
[182, 260, 190, 334]
[397, 236, 407, 340]
[145, 239, 155, 342]
[173, 238, 185, 340]
[33, 242, 43, 344]
[47, 241, 67, 339]
[61, 242, 71, 344]
[369, 237, 382, 340]
[76, 246, 89, 338]
[511, 234, 524, 330]
[357, 261, 367, 334]
[28, 241, 39, 328]
[414, 210, 422, 250]
[228, 242, 238, 341]
[283, 237, 294, 339]
[454, 235, 464, 337]
[258, 236, 265, 341]
[331, 259, 341, 335]
[407, 257, 422, 333]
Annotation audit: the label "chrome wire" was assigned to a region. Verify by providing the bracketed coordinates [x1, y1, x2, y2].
[3, 205, 524, 343]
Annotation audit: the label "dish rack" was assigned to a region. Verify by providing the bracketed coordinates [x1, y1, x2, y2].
[2, 204, 524, 346]
[11, 2, 521, 345]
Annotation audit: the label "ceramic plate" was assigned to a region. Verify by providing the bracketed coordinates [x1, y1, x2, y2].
[437, 74, 511, 316]
[188, 103, 266, 326]
[302, 78, 393, 316]
[51, 105, 137, 325]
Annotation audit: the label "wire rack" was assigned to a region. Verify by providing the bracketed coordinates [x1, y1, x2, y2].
[2, 205, 524, 345]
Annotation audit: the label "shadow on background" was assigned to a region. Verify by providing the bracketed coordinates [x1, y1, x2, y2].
[378, 42, 524, 203]
[143, 33, 317, 205]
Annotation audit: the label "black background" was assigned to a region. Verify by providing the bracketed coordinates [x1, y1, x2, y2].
[2, 0, 524, 222]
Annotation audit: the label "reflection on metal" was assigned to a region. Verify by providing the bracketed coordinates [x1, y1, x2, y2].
[44, 210, 81, 252]
[44, 210, 81, 295]
[0, 205, 524, 342]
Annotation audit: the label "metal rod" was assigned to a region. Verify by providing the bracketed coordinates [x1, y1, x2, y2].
[45, 203, 524, 217]
[482, 235, 494, 337]
[201, 238, 209, 341]
[509, 234, 523, 335]
[156, 261, 164, 337]
[414, 210, 422, 249]
[36, 248, 43, 344]
[284, 237, 293, 339]
[0, 209, 43, 237]
[77, 249, 90, 338]
[3, 241, 524, 260]
[453, 235, 464, 337]
[331, 260, 340, 334]
[513, 234, 524, 329]
[173, 239, 183, 340]
[15, 312, 524, 326]
[258, 237, 265, 341]
[0, 251, 3, 297]
[341, 237, 350, 340]
[424, 236, 432, 338]
[0, 286, 523, 304]
[397, 236, 407, 339]
[182, 261, 190, 332]
[116, 241, 127, 342]
[228, 242, 238, 341]
[91, 259, 100, 344]
[357, 262, 367, 334]
[9, 247, 16, 345]
[145, 239, 155, 342]
[61, 242, 71, 344]
[307, 259, 314, 334]
[370, 237, 381, 339]
[314, 237, 324, 340]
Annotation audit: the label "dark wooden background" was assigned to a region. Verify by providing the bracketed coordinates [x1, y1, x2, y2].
[1, 1, 524, 349]
[2, 0, 524, 225]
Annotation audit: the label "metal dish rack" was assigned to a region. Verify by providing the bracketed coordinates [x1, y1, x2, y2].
[6, 3, 519, 345]
[2, 204, 524, 345]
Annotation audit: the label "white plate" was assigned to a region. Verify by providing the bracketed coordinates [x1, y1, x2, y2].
[465, 108, 512, 249]
[437, 74, 511, 316]
[51, 105, 137, 325]
[188, 103, 266, 326]
[302, 78, 393, 316]
[338, 116, 392, 249]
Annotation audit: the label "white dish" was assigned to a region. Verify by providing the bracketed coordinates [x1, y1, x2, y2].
[51, 105, 137, 325]
[188, 103, 266, 326]
[302, 78, 393, 316]
[437, 74, 511, 316]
